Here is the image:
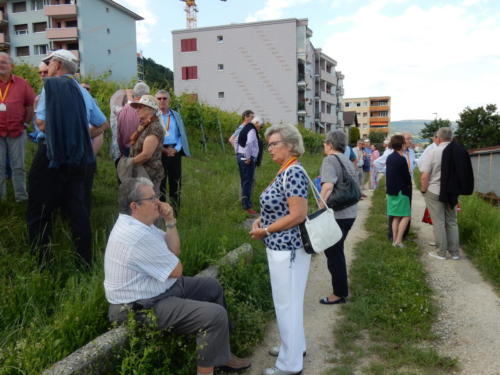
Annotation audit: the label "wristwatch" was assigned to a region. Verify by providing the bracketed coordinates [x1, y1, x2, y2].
[264, 227, 271, 236]
[165, 219, 177, 228]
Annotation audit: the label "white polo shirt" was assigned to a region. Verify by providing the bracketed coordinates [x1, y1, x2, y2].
[104, 214, 179, 304]
[419, 141, 450, 195]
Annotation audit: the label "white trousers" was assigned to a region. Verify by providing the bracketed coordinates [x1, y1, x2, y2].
[267, 247, 311, 372]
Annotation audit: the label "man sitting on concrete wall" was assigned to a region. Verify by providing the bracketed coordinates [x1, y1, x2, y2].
[103, 177, 251, 375]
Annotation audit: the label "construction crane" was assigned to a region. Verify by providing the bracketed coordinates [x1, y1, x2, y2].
[180, 0, 227, 29]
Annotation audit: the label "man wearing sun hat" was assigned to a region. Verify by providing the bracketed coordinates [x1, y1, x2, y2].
[27, 49, 108, 268]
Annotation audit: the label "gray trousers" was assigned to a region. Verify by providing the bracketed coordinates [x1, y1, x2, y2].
[0, 133, 27, 201]
[357, 167, 364, 189]
[108, 276, 231, 367]
[423, 191, 459, 256]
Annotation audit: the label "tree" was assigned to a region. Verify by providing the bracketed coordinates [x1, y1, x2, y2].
[369, 131, 386, 145]
[455, 104, 500, 149]
[138, 56, 174, 90]
[349, 127, 360, 146]
[420, 118, 451, 142]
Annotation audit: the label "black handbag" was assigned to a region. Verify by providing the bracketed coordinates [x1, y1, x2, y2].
[326, 154, 361, 211]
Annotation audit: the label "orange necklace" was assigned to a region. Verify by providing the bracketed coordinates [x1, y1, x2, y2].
[275, 157, 298, 179]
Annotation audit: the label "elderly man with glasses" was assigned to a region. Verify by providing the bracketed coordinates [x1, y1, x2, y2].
[104, 177, 250, 375]
[155, 89, 190, 214]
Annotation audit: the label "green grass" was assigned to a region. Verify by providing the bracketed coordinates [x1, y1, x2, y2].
[326, 179, 457, 375]
[0, 125, 323, 374]
[458, 194, 500, 290]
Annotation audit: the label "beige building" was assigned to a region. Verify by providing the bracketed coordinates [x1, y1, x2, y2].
[342, 96, 391, 138]
[172, 18, 344, 132]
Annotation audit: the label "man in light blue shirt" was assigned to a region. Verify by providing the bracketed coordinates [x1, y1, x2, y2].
[27, 50, 108, 268]
[156, 90, 190, 213]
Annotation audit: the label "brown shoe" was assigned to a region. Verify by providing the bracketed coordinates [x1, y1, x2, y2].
[217, 354, 251, 372]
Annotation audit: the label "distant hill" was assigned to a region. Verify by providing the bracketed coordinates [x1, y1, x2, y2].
[389, 120, 431, 143]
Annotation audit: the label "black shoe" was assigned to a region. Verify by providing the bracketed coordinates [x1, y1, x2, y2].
[319, 296, 346, 305]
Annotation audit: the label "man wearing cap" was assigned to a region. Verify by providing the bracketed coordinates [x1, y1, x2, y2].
[27, 50, 108, 267]
[155, 89, 190, 212]
[117, 82, 150, 158]
[0, 52, 36, 202]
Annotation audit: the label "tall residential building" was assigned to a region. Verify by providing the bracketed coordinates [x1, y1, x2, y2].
[342, 96, 391, 138]
[172, 18, 344, 132]
[0, 0, 142, 82]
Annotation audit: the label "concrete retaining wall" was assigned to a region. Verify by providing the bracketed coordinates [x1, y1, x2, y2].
[42, 243, 253, 375]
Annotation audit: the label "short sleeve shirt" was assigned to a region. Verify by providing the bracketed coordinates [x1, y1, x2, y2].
[0, 75, 35, 138]
[260, 165, 308, 251]
[104, 214, 179, 304]
[320, 153, 358, 219]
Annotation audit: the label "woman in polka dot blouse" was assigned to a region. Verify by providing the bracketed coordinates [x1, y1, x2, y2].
[249, 124, 311, 375]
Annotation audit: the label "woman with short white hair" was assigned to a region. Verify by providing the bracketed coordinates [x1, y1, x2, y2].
[250, 124, 310, 375]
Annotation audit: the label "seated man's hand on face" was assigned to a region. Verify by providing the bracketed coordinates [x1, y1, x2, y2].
[158, 202, 175, 222]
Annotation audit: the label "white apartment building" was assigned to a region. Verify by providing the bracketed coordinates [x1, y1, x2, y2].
[0, 0, 142, 82]
[172, 18, 344, 132]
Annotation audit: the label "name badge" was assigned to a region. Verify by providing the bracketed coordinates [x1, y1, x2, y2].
[0, 103, 6, 111]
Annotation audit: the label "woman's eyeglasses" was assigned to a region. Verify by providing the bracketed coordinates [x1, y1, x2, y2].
[267, 141, 285, 148]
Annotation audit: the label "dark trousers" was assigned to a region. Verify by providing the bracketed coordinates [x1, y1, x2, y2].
[237, 154, 255, 210]
[26, 143, 92, 267]
[388, 188, 412, 240]
[83, 161, 96, 214]
[108, 277, 231, 367]
[160, 150, 182, 211]
[324, 218, 355, 298]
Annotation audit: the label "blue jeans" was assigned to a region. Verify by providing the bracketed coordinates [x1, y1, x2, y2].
[237, 154, 255, 210]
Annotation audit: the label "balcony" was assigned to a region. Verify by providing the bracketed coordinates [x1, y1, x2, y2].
[44, 4, 77, 18]
[46, 27, 78, 40]
[0, 33, 9, 50]
[0, 11, 7, 25]
[369, 105, 389, 112]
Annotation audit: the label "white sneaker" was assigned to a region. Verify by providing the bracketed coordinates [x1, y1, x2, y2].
[263, 367, 302, 375]
[428, 251, 447, 260]
[451, 254, 460, 260]
[428, 242, 436, 246]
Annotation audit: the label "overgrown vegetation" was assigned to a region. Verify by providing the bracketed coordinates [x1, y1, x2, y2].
[327, 180, 457, 374]
[458, 195, 500, 290]
[0, 66, 325, 374]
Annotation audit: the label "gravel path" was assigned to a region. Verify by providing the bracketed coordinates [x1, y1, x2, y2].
[412, 186, 500, 375]
[243, 194, 372, 375]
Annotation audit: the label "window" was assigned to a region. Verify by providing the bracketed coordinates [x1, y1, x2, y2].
[362, 101, 368, 106]
[356, 102, 361, 107]
[327, 104, 332, 114]
[181, 66, 198, 80]
[67, 42, 79, 50]
[31, 0, 49, 11]
[217, 35, 223, 43]
[34, 44, 48, 55]
[12, 2, 27, 13]
[33, 22, 47, 33]
[344, 102, 350, 108]
[107, 49, 111, 55]
[106, 7, 109, 12]
[14, 24, 29, 35]
[180, 38, 197, 52]
[218, 92, 224, 99]
[217, 64, 224, 71]
[106, 28, 110, 34]
[363, 112, 368, 117]
[66, 20, 77, 27]
[16, 46, 29, 57]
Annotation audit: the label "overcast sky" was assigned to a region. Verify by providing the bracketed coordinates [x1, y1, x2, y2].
[115, 0, 500, 121]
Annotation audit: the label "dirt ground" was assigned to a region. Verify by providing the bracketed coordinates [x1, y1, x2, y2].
[412, 186, 500, 375]
[243, 193, 372, 375]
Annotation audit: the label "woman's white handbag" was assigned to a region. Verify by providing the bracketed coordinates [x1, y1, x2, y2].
[284, 165, 342, 254]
